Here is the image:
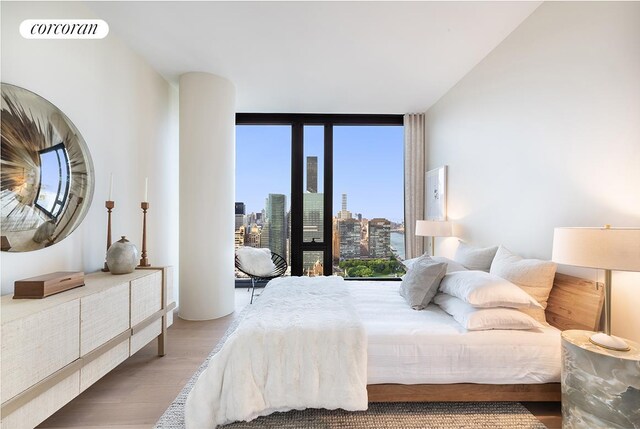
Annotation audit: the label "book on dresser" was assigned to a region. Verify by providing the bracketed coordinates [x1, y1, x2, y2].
[0, 267, 176, 429]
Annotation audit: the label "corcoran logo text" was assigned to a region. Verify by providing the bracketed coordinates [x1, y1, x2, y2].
[20, 19, 109, 39]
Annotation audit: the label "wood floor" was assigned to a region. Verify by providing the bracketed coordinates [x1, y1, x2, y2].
[38, 289, 561, 428]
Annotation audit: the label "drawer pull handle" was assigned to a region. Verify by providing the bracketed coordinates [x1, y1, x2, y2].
[59, 278, 73, 282]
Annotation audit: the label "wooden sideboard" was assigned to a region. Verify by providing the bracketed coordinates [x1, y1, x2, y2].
[0, 267, 176, 429]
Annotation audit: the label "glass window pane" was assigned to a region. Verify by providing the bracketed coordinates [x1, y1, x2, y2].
[303, 251, 324, 277]
[332, 126, 406, 277]
[303, 126, 324, 243]
[36, 146, 69, 218]
[37, 150, 60, 214]
[235, 125, 291, 278]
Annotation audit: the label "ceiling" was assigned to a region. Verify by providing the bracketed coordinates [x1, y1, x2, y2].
[88, 1, 541, 113]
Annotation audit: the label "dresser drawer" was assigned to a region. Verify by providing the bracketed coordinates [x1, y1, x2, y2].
[80, 282, 130, 355]
[1, 300, 80, 404]
[0, 370, 79, 429]
[131, 271, 162, 326]
[80, 339, 129, 392]
[130, 319, 162, 355]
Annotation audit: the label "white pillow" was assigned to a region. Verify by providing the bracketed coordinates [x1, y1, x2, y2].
[400, 256, 421, 270]
[434, 293, 544, 331]
[403, 255, 468, 274]
[453, 241, 498, 271]
[431, 256, 469, 273]
[236, 247, 276, 277]
[399, 255, 447, 310]
[439, 270, 542, 309]
[489, 246, 557, 311]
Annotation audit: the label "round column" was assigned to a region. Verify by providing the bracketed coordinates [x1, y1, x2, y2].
[179, 72, 235, 320]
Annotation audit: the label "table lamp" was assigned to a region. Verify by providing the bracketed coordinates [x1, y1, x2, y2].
[416, 220, 452, 256]
[552, 225, 640, 351]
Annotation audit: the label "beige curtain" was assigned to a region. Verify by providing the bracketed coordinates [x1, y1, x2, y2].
[404, 113, 426, 259]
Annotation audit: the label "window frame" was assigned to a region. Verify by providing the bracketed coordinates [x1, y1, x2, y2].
[236, 113, 404, 277]
[34, 142, 70, 219]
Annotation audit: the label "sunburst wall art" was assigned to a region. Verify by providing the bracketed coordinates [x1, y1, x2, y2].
[1, 83, 94, 252]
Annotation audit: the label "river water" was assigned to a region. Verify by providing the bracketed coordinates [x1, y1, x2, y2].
[390, 231, 405, 261]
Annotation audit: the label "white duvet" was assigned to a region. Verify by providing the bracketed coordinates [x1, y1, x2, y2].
[349, 281, 561, 385]
[185, 276, 368, 429]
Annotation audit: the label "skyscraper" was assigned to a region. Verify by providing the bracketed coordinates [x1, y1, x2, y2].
[234, 225, 245, 249]
[260, 222, 270, 248]
[245, 225, 261, 248]
[307, 156, 318, 193]
[235, 202, 246, 230]
[303, 193, 323, 243]
[368, 218, 391, 258]
[337, 218, 360, 259]
[303, 192, 323, 269]
[266, 194, 287, 259]
[337, 193, 352, 220]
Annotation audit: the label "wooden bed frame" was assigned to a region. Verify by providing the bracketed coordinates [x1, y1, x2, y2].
[367, 273, 604, 403]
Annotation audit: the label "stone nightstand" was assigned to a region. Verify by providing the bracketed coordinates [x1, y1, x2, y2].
[561, 330, 640, 429]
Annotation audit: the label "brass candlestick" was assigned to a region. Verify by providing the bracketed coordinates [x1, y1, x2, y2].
[138, 202, 150, 267]
[102, 200, 115, 272]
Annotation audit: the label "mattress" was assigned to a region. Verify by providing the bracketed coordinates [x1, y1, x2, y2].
[347, 281, 561, 385]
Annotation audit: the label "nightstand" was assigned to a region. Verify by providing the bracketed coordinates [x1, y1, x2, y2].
[561, 330, 640, 429]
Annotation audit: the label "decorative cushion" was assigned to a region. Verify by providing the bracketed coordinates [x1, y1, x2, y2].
[401, 256, 421, 270]
[489, 246, 557, 313]
[453, 241, 498, 271]
[439, 270, 542, 309]
[403, 255, 468, 274]
[236, 247, 276, 277]
[434, 293, 544, 331]
[431, 256, 469, 274]
[399, 255, 447, 310]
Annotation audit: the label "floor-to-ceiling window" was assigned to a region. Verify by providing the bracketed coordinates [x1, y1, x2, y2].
[235, 114, 404, 279]
[235, 125, 292, 279]
[332, 125, 405, 278]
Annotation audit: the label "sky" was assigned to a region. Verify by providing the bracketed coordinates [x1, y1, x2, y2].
[236, 124, 404, 223]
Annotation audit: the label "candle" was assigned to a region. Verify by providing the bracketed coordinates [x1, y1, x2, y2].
[108, 173, 113, 201]
[144, 177, 148, 202]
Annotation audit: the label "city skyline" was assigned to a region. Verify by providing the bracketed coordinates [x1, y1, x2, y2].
[235, 191, 405, 275]
[235, 188, 406, 267]
[236, 125, 404, 223]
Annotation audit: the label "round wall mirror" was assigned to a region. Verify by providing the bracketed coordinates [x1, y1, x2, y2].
[1, 83, 94, 252]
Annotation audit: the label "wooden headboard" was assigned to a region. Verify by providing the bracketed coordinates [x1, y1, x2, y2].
[545, 273, 604, 331]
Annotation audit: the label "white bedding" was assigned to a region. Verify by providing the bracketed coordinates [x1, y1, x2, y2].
[349, 281, 561, 385]
[185, 276, 367, 429]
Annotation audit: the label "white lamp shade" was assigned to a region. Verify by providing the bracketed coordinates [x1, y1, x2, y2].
[416, 220, 452, 237]
[552, 227, 640, 271]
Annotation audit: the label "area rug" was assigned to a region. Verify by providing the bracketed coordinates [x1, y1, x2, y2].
[155, 307, 545, 429]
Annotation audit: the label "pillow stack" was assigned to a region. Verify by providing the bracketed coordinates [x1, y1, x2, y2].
[453, 241, 498, 272]
[399, 242, 557, 331]
[489, 245, 557, 323]
[434, 270, 544, 331]
[403, 254, 468, 274]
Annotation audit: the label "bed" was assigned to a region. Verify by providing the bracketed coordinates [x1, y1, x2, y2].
[365, 273, 604, 402]
[185, 272, 603, 428]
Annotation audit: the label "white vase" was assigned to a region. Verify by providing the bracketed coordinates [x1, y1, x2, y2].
[106, 236, 139, 274]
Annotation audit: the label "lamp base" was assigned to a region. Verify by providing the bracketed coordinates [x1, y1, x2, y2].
[589, 332, 631, 352]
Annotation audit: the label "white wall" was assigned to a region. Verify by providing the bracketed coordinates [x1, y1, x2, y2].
[426, 2, 640, 342]
[1, 2, 179, 296]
